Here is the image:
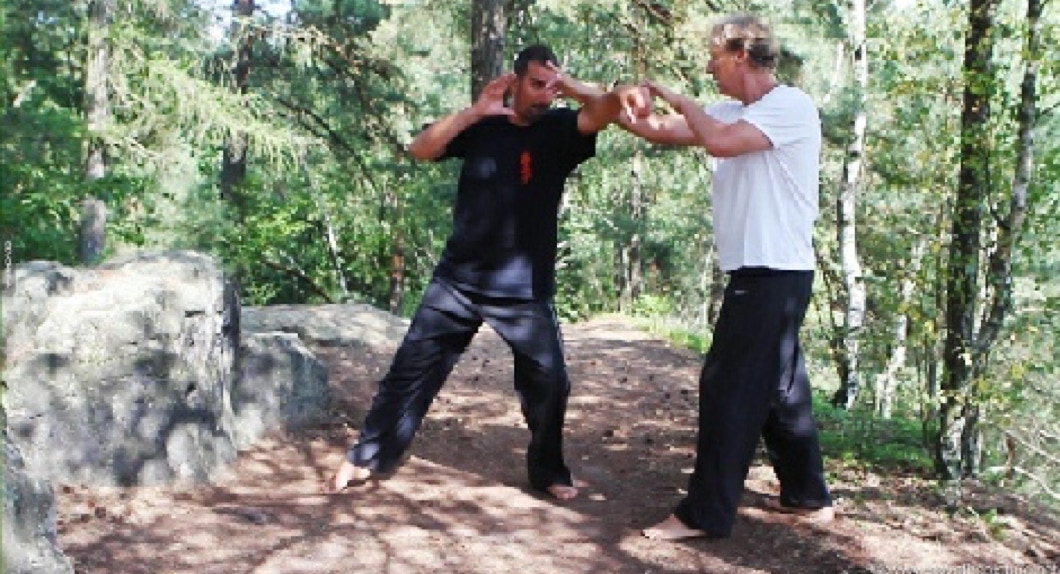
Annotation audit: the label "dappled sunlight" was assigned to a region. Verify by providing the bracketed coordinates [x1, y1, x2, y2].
[55, 317, 1057, 573]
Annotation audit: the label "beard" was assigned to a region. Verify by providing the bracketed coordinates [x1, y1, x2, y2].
[520, 104, 551, 123]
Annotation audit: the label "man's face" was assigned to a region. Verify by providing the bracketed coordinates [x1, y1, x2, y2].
[510, 61, 558, 124]
[707, 44, 739, 97]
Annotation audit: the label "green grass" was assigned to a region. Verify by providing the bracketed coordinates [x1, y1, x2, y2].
[813, 394, 934, 475]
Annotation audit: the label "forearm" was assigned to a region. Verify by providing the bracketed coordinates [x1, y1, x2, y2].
[554, 75, 629, 133]
[556, 74, 606, 105]
[667, 95, 724, 151]
[408, 107, 485, 160]
[618, 112, 697, 146]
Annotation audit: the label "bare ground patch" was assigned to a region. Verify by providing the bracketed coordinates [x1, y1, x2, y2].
[57, 317, 1059, 573]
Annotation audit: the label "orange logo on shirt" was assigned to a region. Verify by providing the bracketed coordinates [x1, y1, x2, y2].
[520, 151, 533, 184]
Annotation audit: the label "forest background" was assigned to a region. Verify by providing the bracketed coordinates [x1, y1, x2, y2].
[2, 0, 1057, 513]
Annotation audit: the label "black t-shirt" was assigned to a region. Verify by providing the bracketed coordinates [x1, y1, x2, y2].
[432, 108, 596, 300]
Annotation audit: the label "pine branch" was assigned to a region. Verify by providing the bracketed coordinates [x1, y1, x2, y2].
[260, 256, 335, 303]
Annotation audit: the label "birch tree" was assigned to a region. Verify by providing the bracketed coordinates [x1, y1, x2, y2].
[830, 0, 869, 410]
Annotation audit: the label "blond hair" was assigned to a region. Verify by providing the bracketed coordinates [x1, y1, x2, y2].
[711, 13, 780, 70]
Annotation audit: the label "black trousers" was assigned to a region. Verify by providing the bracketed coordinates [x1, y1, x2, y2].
[674, 268, 832, 536]
[346, 277, 574, 491]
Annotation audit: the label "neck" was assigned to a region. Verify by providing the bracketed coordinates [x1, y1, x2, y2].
[737, 72, 779, 105]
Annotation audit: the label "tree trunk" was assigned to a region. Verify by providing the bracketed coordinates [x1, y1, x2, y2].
[300, 156, 349, 300]
[960, 0, 1041, 478]
[471, 0, 510, 101]
[220, 0, 255, 215]
[387, 187, 405, 314]
[876, 239, 925, 419]
[979, 0, 1039, 363]
[938, 0, 1000, 482]
[831, 0, 869, 410]
[80, 0, 113, 265]
[629, 153, 644, 304]
[707, 250, 725, 326]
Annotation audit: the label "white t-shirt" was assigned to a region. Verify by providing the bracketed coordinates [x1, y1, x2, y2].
[706, 85, 821, 272]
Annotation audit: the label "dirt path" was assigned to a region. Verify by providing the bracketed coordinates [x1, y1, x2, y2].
[57, 317, 1058, 573]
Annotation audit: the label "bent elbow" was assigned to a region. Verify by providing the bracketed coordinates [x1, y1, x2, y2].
[407, 142, 437, 161]
[703, 140, 737, 158]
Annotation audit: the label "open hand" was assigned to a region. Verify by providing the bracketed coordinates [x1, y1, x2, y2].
[544, 62, 567, 98]
[642, 80, 682, 107]
[473, 73, 516, 117]
[615, 84, 653, 122]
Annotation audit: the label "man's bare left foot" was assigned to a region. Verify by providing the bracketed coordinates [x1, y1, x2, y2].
[321, 460, 371, 494]
[642, 514, 709, 541]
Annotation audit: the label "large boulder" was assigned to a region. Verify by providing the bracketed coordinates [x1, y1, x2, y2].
[229, 332, 329, 449]
[2, 252, 339, 485]
[2, 430, 74, 574]
[241, 303, 409, 347]
[3, 252, 241, 486]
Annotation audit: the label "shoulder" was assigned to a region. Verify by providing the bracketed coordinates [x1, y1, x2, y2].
[543, 107, 580, 127]
[539, 107, 587, 137]
[706, 99, 742, 122]
[760, 86, 818, 117]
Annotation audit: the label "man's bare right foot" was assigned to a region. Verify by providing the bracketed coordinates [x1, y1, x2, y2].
[642, 514, 710, 541]
[545, 483, 579, 501]
[543, 477, 588, 501]
[321, 460, 371, 494]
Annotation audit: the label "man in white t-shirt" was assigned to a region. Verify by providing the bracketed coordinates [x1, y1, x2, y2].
[620, 13, 835, 541]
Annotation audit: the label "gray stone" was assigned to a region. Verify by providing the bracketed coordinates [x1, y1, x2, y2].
[241, 303, 408, 347]
[230, 332, 330, 449]
[2, 432, 74, 574]
[3, 251, 239, 486]
[1, 251, 410, 571]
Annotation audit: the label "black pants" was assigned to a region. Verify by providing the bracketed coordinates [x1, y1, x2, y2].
[674, 268, 831, 536]
[346, 277, 574, 491]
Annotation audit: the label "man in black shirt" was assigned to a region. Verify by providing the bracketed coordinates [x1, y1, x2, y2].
[324, 45, 649, 500]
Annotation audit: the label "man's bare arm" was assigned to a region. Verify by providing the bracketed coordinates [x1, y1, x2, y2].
[616, 112, 699, 146]
[644, 81, 771, 157]
[408, 73, 515, 160]
[549, 70, 651, 134]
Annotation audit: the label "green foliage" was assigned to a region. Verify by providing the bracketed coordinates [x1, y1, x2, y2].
[3, 0, 1058, 505]
[1, 98, 84, 263]
[814, 394, 934, 474]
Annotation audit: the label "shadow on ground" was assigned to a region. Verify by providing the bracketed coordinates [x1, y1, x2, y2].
[56, 318, 1058, 573]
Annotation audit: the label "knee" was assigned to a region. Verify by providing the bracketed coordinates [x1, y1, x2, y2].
[518, 366, 569, 395]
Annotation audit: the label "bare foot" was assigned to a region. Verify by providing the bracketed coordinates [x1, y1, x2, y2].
[545, 484, 578, 500]
[321, 459, 371, 494]
[642, 514, 709, 541]
[763, 498, 835, 523]
[544, 477, 587, 501]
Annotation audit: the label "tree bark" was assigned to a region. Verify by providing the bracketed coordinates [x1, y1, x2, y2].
[220, 0, 255, 216]
[831, 0, 869, 410]
[938, 0, 1000, 482]
[387, 187, 405, 315]
[958, 0, 1041, 479]
[628, 153, 644, 307]
[300, 156, 349, 300]
[470, 0, 510, 101]
[979, 0, 1039, 356]
[80, 0, 113, 264]
[876, 239, 925, 419]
